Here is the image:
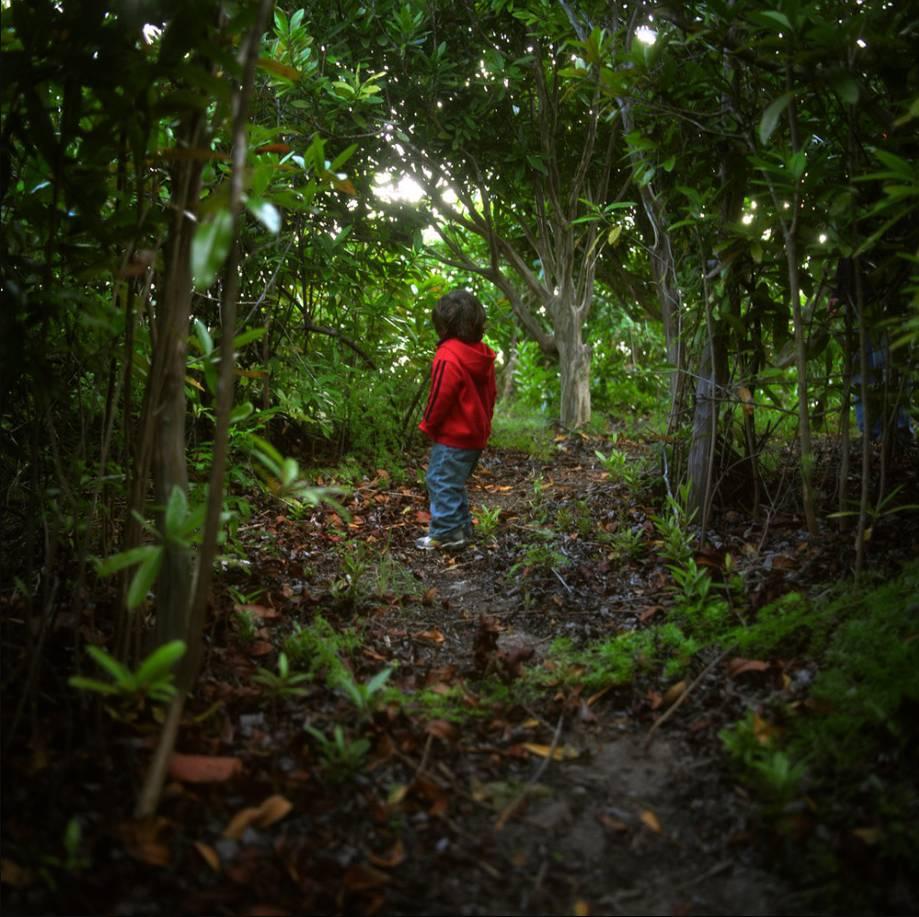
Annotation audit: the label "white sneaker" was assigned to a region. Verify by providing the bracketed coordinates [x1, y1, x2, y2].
[415, 531, 468, 551]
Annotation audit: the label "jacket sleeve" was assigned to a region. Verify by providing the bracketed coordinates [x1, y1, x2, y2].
[420, 358, 462, 436]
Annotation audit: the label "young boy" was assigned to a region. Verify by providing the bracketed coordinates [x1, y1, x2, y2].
[416, 289, 497, 550]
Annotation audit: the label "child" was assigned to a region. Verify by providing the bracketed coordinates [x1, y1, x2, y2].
[416, 289, 497, 550]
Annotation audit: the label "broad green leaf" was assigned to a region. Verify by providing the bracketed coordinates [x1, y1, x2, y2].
[192, 210, 234, 288]
[193, 318, 214, 356]
[527, 154, 548, 176]
[257, 58, 300, 82]
[86, 645, 134, 687]
[135, 640, 186, 687]
[97, 544, 159, 577]
[330, 143, 359, 170]
[759, 92, 793, 145]
[832, 75, 859, 105]
[758, 10, 792, 30]
[281, 457, 299, 486]
[69, 676, 120, 696]
[246, 198, 281, 234]
[230, 401, 254, 425]
[366, 667, 393, 694]
[127, 547, 163, 610]
[788, 150, 807, 180]
[233, 327, 267, 349]
[164, 485, 189, 537]
[608, 224, 622, 245]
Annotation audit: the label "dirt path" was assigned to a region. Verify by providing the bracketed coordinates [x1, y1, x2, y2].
[370, 443, 792, 916]
[3, 437, 825, 917]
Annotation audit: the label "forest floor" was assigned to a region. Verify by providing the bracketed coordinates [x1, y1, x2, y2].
[3, 430, 919, 916]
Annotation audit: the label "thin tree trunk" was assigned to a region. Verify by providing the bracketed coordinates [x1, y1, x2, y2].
[854, 260, 871, 576]
[136, 0, 275, 818]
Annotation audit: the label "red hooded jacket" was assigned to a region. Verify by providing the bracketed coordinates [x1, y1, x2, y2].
[419, 338, 497, 450]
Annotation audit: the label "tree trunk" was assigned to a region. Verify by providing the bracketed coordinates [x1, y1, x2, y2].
[557, 329, 592, 429]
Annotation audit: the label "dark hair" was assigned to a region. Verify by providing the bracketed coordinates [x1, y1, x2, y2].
[432, 289, 486, 343]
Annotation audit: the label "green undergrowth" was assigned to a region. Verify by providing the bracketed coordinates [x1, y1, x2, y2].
[720, 561, 919, 906]
[489, 404, 556, 460]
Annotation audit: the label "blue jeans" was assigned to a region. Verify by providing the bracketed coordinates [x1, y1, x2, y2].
[425, 442, 481, 538]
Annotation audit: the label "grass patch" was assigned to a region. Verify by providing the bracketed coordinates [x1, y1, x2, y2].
[490, 404, 555, 460]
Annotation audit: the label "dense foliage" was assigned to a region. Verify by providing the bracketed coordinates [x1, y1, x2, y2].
[1, 0, 916, 866]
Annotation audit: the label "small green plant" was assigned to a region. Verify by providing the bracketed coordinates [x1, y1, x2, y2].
[282, 615, 360, 684]
[474, 504, 501, 538]
[29, 817, 91, 890]
[607, 525, 644, 561]
[329, 540, 416, 606]
[527, 473, 550, 524]
[555, 500, 594, 538]
[720, 710, 806, 808]
[95, 486, 208, 609]
[510, 541, 568, 576]
[652, 483, 696, 566]
[333, 666, 393, 719]
[253, 652, 310, 700]
[69, 640, 185, 709]
[304, 723, 371, 781]
[594, 447, 637, 486]
[232, 607, 258, 644]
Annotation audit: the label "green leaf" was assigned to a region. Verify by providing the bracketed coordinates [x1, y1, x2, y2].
[366, 667, 393, 694]
[86, 645, 134, 688]
[164, 485, 189, 537]
[97, 544, 159, 577]
[192, 210, 234, 288]
[330, 143, 358, 170]
[230, 401, 254, 425]
[246, 198, 281, 234]
[69, 676, 120, 696]
[135, 640, 186, 687]
[193, 318, 214, 356]
[832, 75, 859, 105]
[788, 150, 807, 180]
[759, 92, 793, 145]
[526, 154, 548, 176]
[607, 224, 622, 245]
[281, 457, 299, 487]
[127, 547, 163, 610]
[233, 327, 267, 349]
[758, 10, 792, 30]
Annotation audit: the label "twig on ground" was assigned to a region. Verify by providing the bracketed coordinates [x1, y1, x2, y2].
[495, 713, 564, 830]
[644, 648, 730, 749]
[552, 567, 574, 593]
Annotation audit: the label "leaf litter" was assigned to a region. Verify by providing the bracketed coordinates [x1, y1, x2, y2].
[3, 434, 919, 915]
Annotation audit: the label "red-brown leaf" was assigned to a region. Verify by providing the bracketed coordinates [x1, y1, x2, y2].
[168, 754, 242, 784]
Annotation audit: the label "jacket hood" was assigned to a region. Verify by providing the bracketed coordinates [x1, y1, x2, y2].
[438, 338, 496, 383]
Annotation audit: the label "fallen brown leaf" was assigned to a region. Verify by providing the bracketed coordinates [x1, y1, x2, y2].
[425, 719, 458, 742]
[662, 680, 686, 707]
[343, 863, 391, 891]
[223, 795, 293, 839]
[520, 742, 580, 761]
[414, 628, 445, 645]
[119, 816, 172, 866]
[193, 841, 221, 873]
[368, 839, 406, 868]
[168, 753, 242, 784]
[639, 809, 662, 833]
[1, 858, 33, 888]
[727, 657, 771, 677]
[248, 641, 275, 657]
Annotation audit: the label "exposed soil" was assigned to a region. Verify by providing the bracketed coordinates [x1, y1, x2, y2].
[3, 432, 918, 916]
